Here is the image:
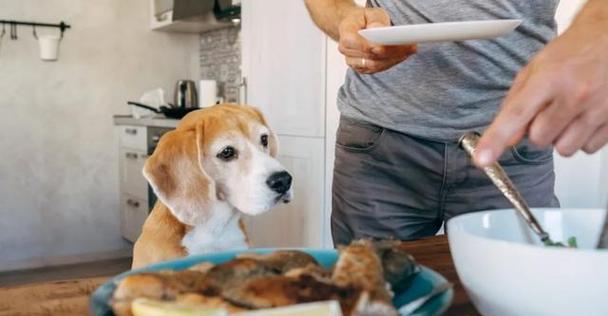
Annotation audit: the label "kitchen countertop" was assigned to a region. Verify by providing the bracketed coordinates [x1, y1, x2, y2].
[113, 115, 179, 128]
[0, 236, 480, 316]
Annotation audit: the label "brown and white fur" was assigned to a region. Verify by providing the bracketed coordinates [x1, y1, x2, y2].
[131, 104, 292, 269]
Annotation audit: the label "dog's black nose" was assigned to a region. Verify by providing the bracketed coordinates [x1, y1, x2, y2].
[266, 171, 292, 194]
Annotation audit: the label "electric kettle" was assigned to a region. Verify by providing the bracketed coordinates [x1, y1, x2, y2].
[174, 80, 198, 109]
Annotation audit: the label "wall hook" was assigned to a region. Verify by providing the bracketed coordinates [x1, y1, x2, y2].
[0, 22, 5, 55]
[59, 21, 67, 39]
[10, 22, 17, 40]
[32, 25, 38, 40]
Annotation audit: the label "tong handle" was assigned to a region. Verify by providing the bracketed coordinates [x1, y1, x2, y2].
[459, 132, 550, 243]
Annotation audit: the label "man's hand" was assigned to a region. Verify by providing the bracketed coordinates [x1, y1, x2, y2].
[304, 0, 416, 74]
[474, 1, 608, 167]
[339, 7, 417, 74]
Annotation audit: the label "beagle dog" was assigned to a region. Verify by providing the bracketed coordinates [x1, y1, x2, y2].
[132, 104, 293, 269]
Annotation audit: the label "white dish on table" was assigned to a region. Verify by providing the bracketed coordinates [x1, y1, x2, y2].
[359, 19, 522, 45]
[447, 208, 608, 316]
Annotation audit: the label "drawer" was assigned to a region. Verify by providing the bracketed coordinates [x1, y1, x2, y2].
[119, 125, 147, 151]
[120, 194, 148, 242]
[119, 148, 148, 200]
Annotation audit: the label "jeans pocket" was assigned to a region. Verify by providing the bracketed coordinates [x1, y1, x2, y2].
[336, 116, 385, 152]
[508, 138, 553, 165]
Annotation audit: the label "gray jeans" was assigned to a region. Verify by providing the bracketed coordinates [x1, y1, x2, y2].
[332, 116, 559, 246]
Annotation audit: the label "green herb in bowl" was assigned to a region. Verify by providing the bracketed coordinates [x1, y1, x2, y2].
[544, 236, 578, 248]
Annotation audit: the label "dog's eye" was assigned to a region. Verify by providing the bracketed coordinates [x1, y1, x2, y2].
[261, 134, 269, 148]
[217, 146, 237, 161]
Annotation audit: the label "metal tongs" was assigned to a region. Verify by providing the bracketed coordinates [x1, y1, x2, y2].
[458, 132, 556, 246]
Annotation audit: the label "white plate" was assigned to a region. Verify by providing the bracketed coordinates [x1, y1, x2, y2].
[359, 19, 522, 45]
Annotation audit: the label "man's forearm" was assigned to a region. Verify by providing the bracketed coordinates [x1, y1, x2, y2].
[304, 0, 360, 40]
[572, 0, 608, 30]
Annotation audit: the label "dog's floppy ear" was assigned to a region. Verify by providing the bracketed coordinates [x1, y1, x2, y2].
[249, 106, 279, 157]
[143, 123, 214, 226]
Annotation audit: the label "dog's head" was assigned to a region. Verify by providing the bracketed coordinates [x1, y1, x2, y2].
[143, 104, 292, 226]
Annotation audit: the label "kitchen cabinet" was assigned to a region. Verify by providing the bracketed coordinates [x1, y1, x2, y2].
[117, 125, 149, 242]
[149, 0, 235, 33]
[118, 126, 147, 150]
[243, 136, 326, 248]
[119, 148, 149, 200]
[241, 0, 326, 138]
[240, 0, 331, 248]
[120, 194, 148, 242]
[114, 117, 176, 243]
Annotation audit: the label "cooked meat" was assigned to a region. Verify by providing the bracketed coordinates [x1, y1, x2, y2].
[176, 293, 249, 313]
[222, 274, 361, 314]
[284, 262, 332, 281]
[188, 261, 215, 273]
[332, 240, 392, 301]
[112, 270, 208, 316]
[332, 240, 398, 316]
[112, 257, 283, 316]
[237, 250, 320, 273]
[111, 241, 417, 316]
[202, 258, 279, 294]
[371, 240, 419, 292]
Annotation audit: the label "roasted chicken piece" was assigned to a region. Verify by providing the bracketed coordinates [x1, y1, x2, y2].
[371, 239, 419, 292]
[332, 240, 398, 316]
[112, 258, 277, 316]
[187, 261, 215, 273]
[176, 293, 248, 313]
[284, 262, 332, 281]
[112, 270, 209, 316]
[222, 274, 360, 314]
[201, 257, 278, 294]
[236, 250, 320, 273]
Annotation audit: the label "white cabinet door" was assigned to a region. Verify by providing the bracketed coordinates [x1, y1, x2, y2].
[241, 0, 326, 137]
[243, 136, 326, 248]
[119, 148, 149, 201]
[120, 194, 148, 242]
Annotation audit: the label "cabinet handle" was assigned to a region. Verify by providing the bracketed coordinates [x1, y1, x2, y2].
[156, 12, 169, 22]
[125, 128, 137, 135]
[239, 77, 247, 104]
[126, 199, 140, 208]
[125, 152, 138, 159]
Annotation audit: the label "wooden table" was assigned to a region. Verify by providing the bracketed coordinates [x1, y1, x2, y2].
[0, 236, 479, 316]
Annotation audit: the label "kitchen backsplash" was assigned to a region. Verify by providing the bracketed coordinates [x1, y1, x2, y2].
[200, 26, 241, 103]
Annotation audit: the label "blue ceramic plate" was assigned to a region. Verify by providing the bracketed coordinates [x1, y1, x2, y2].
[90, 248, 453, 316]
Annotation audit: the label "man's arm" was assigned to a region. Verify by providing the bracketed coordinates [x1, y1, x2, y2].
[304, 0, 417, 74]
[304, 0, 359, 41]
[474, 0, 608, 166]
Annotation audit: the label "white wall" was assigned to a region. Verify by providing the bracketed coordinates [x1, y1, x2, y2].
[0, 0, 199, 271]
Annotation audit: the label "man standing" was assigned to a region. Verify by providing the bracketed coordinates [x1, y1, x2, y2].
[304, 0, 608, 245]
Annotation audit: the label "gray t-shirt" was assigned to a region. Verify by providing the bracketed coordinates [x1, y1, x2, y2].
[338, 0, 558, 141]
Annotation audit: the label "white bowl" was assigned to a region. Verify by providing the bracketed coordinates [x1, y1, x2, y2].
[447, 208, 608, 316]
